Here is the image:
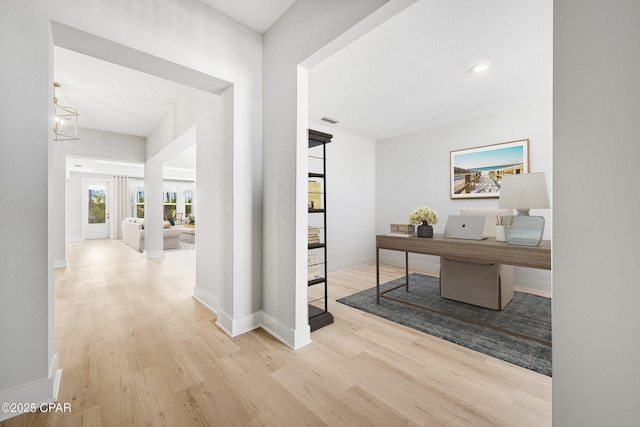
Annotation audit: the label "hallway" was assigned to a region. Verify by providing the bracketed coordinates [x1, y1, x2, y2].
[1, 240, 550, 426]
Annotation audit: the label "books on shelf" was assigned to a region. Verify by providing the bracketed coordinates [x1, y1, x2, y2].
[308, 226, 321, 245]
[386, 232, 417, 237]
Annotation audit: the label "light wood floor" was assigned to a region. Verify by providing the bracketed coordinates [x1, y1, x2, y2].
[1, 240, 551, 426]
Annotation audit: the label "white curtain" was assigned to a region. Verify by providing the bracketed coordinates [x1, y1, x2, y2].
[114, 176, 130, 239]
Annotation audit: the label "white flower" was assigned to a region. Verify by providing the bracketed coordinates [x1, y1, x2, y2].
[408, 206, 439, 225]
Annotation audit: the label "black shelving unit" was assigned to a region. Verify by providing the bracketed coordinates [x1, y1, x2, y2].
[307, 129, 334, 332]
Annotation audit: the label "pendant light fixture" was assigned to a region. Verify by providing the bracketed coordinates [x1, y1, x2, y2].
[53, 82, 79, 141]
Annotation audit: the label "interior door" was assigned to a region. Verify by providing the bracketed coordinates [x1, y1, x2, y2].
[83, 180, 111, 239]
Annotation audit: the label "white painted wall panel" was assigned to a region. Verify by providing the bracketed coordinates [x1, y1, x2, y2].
[553, 0, 640, 424]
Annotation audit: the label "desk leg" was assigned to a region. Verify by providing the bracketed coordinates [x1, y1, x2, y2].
[376, 247, 380, 304]
[405, 251, 409, 291]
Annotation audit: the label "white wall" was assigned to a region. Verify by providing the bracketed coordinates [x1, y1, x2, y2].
[553, 1, 640, 425]
[376, 99, 552, 292]
[0, 1, 59, 421]
[262, 0, 400, 348]
[63, 128, 146, 162]
[1, 0, 263, 420]
[310, 123, 377, 272]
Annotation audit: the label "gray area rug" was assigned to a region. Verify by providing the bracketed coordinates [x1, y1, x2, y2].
[337, 273, 552, 376]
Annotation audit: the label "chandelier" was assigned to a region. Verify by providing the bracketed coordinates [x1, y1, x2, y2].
[53, 82, 79, 141]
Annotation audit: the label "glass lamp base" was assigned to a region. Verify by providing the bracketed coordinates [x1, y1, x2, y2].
[504, 215, 545, 247]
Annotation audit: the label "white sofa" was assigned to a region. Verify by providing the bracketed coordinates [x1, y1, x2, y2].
[121, 217, 182, 252]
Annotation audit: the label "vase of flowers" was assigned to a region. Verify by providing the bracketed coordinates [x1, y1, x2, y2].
[409, 206, 439, 238]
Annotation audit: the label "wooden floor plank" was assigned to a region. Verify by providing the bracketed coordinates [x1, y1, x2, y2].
[0, 239, 551, 426]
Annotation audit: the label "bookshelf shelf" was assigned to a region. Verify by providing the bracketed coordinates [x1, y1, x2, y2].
[307, 129, 334, 332]
[307, 278, 326, 287]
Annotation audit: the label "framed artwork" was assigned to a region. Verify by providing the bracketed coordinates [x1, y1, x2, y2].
[450, 139, 529, 199]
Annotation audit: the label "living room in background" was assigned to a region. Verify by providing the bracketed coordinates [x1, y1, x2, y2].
[131, 180, 196, 222]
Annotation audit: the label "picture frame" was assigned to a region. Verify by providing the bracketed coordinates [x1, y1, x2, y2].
[450, 139, 529, 199]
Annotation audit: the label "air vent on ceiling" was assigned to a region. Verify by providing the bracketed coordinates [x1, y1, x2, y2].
[320, 116, 339, 124]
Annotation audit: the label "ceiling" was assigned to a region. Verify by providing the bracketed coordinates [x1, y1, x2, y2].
[54, 47, 191, 138]
[309, 0, 552, 140]
[197, 0, 297, 33]
[54, 0, 552, 171]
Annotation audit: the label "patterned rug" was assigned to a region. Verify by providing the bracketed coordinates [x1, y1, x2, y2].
[337, 273, 552, 376]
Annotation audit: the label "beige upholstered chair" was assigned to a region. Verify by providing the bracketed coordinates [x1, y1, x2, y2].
[439, 207, 514, 310]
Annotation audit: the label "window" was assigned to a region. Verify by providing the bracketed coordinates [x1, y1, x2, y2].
[163, 188, 177, 219]
[88, 185, 106, 224]
[135, 188, 145, 218]
[129, 181, 194, 220]
[184, 190, 193, 216]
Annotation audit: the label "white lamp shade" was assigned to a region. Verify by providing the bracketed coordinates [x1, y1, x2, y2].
[498, 172, 550, 210]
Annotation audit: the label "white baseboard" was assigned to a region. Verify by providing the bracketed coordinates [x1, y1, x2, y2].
[193, 288, 264, 338]
[194, 289, 312, 348]
[53, 259, 68, 269]
[512, 272, 553, 295]
[215, 310, 262, 337]
[0, 354, 62, 422]
[145, 251, 165, 259]
[260, 311, 312, 350]
[192, 287, 220, 314]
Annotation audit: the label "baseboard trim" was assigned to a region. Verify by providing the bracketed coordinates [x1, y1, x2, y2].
[0, 354, 62, 422]
[216, 310, 262, 337]
[145, 251, 165, 259]
[193, 289, 312, 349]
[54, 258, 68, 269]
[192, 287, 219, 315]
[261, 311, 312, 350]
[514, 286, 552, 298]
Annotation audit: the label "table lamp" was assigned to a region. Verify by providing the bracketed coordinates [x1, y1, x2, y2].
[498, 172, 550, 246]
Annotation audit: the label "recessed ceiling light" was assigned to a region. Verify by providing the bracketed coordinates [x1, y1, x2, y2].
[471, 62, 491, 73]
